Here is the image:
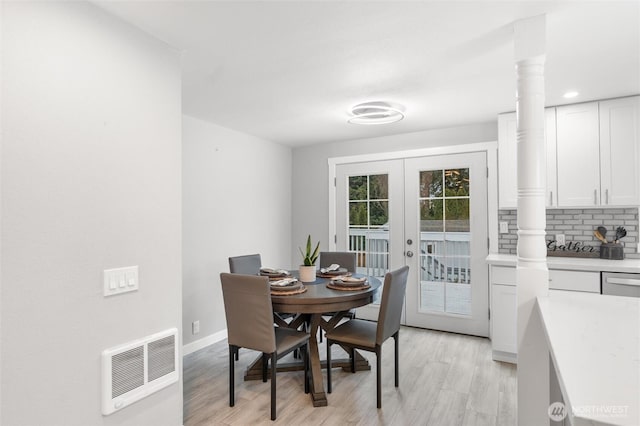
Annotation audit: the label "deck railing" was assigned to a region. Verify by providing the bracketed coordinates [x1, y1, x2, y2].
[348, 228, 471, 284]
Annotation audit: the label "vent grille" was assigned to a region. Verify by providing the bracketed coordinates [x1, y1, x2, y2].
[148, 335, 175, 382]
[102, 328, 178, 416]
[112, 347, 145, 398]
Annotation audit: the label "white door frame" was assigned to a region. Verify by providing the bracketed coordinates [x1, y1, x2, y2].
[328, 142, 499, 254]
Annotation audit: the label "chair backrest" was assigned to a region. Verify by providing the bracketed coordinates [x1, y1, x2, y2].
[220, 273, 276, 354]
[319, 251, 357, 272]
[376, 266, 409, 345]
[229, 254, 262, 275]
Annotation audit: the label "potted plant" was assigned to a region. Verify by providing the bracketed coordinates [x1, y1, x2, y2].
[298, 235, 320, 282]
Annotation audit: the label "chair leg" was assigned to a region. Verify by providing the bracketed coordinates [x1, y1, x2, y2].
[303, 344, 309, 394]
[326, 340, 332, 394]
[350, 347, 356, 373]
[229, 345, 235, 407]
[376, 345, 382, 409]
[394, 331, 399, 387]
[271, 352, 277, 421]
[262, 353, 268, 383]
[235, 349, 239, 361]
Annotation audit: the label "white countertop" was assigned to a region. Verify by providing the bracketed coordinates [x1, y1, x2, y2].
[537, 291, 640, 426]
[487, 253, 640, 273]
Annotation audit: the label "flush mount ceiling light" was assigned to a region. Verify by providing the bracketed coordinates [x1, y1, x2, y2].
[348, 101, 405, 125]
[563, 91, 579, 99]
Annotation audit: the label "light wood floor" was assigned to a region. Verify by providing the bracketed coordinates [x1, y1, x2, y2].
[183, 326, 517, 425]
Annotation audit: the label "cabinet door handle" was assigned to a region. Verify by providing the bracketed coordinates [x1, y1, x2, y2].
[594, 189, 598, 205]
[606, 189, 609, 204]
[549, 191, 553, 206]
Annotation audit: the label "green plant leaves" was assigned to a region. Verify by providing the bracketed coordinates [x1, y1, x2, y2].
[300, 234, 320, 266]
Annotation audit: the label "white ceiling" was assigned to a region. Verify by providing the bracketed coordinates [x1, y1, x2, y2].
[95, 1, 640, 147]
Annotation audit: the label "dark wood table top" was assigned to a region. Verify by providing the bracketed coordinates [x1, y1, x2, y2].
[271, 273, 381, 314]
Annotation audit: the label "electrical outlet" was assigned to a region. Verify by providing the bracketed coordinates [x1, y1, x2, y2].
[499, 221, 509, 234]
[556, 234, 566, 245]
[192, 320, 200, 335]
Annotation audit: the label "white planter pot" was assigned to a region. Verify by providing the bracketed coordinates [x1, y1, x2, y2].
[299, 265, 317, 283]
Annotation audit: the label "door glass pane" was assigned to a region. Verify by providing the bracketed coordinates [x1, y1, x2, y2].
[444, 168, 470, 196]
[420, 170, 443, 197]
[349, 202, 368, 226]
[369, 174, 388, 199]
[444, 199, 470, 232]
[347, 174, 390, 304]
[418, 168, 471, 315]
[370, 201, 388, 226]
[349, 176, 368, 200]
[420, 199, 443, 232]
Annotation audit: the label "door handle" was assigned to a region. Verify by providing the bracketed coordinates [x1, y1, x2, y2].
[406, 251, 414, 258]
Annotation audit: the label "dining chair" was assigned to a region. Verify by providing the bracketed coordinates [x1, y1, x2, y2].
[228, 253, 263, 361]
[220, 273, 310, 421]
[325, 265, 409, 409]
[319, 251, 357, 273]
[228, 253, 262, 275]
[318, 251, 358, 341]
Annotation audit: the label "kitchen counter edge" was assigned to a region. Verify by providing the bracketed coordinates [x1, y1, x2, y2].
[486, 253, 640, 273]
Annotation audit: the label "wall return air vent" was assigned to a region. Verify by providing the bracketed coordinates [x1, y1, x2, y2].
[101, 328, 178, 415]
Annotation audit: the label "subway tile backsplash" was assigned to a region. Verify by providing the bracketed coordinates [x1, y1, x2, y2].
[498, 208, 640, 259]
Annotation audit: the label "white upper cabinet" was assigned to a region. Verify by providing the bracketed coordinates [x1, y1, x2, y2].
[497, 108, 557, 209]
[599, 96, 640, 206]
[556, 102, 601, 207]
[497, 95, 639, 209]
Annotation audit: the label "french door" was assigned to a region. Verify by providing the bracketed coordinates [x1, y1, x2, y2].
[335, 152, 489, 336]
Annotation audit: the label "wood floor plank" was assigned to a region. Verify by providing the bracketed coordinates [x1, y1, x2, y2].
[497, 361, 518, 426]
[183, 325, 517, 425]
[462, 409, 498, 426]
[427, 389, 469, 425]
[442, 335, 482, 394]
[466, 340, 502, 417]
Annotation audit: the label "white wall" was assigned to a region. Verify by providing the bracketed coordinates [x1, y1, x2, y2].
[291, 122, 498, 266]
[182, 115, 292, 347]
[1, 2, 182, 425]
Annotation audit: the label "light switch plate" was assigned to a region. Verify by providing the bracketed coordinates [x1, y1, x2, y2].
[556, 234, 566, 245]
[499, 222, 509, 234]
[104, 266, 138, 297]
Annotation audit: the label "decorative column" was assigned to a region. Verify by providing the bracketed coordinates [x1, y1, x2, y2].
[514, 15, 550, 425]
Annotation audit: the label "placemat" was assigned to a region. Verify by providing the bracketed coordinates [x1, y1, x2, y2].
[317, 271, 352, 278]
[326, 283, 371, 291]
[271, 285, 307, 296]
[265, 274, 292, 281]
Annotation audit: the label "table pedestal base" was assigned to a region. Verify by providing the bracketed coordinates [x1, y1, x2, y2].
[243, 311, 371, 407]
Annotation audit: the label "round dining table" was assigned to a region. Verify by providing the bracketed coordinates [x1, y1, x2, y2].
[243, 273, 381, 407]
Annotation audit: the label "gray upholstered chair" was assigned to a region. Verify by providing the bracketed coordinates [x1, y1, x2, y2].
[319, 251, 357, 273]
[228, 254, 262, 275]
[325, 265, 409, 409]
[228, 254, 263, 361]
[220, 273, 309, 421]
[318, 252, 358, 341]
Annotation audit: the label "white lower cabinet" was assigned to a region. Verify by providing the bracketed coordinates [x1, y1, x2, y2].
[491, 283, 517, 356]
[489, 265, 600, 363]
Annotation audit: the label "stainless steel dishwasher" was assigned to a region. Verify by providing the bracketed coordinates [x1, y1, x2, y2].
[602, 272, 640, 297]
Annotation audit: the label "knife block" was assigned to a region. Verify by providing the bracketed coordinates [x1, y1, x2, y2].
[600, 243, 624, 260]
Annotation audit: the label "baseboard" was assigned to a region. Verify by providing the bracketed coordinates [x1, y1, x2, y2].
[492, 349, 517, 364]
[183, 329, 227, 356]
